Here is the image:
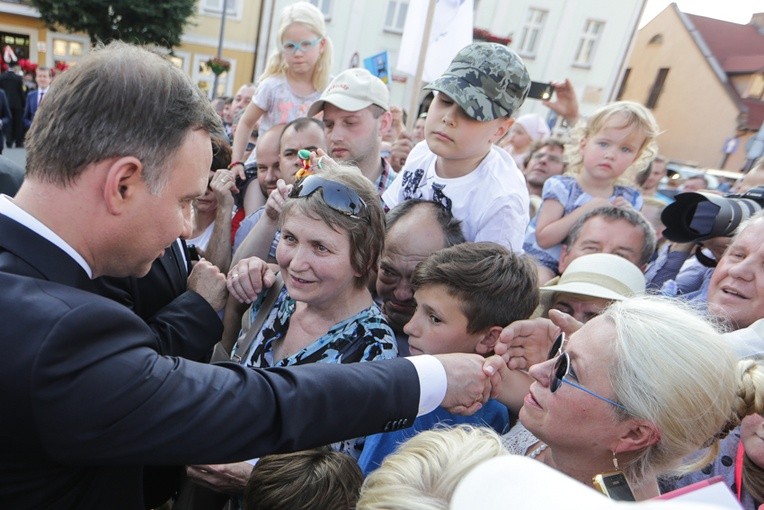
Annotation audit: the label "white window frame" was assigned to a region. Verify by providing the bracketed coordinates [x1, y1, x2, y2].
[47, 33, 90, 68]
[199, 0, 243, 21]
[309, 0, 334, 21]
[384, 0, 409, 34]
[166, 49, 191, 75]
[517, 8, 547, 58]
[193, 53, 236, 99]
[572, 19, 605, 68]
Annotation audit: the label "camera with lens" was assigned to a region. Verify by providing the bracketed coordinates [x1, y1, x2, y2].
[661, 186, 764, 243]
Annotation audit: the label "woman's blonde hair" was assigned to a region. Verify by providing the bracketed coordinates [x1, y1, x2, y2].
[356, 426, 508, 510]
[565, 101, 660, 185]
[601, 296, 764, 484]
[260, 1, 332, 91]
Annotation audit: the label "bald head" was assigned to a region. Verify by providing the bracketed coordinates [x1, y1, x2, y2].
[256, 124, 285, 197]
[377, 201, 464, 332]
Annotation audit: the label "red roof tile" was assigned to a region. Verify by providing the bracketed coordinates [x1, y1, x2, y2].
[742, 97, 764, 130]
[686, 14, 764, 74]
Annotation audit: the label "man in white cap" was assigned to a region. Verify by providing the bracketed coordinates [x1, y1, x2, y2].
[308, 68, 396, 197]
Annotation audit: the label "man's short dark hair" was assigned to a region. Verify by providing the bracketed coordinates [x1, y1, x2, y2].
[25, 41, 221, 194]
[565, 206, 656, 266]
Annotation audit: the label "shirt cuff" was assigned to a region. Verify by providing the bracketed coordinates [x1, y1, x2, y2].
[405, 354, 447, 416]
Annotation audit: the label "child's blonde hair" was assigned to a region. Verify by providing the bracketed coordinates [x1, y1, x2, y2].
[260, 1, 332, 91]
[565, 101, 660, 185]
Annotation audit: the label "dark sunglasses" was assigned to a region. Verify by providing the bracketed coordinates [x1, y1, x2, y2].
[289, 175, 371, 224]
[549, 333, 627, 412]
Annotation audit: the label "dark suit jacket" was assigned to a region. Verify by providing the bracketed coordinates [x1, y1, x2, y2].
[0, 213, 420, 510]
[22, 89, 42, 129]
[0, 70, 24, 109]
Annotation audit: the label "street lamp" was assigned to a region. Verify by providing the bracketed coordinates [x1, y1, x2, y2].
[212, 0, 229, 99]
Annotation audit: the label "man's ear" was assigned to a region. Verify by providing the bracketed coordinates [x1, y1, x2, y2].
[558, 244, 570, 273]
[490, 117, 514, 144]
[474, 326, 503, 355]
[378, 110, 393, 135]
[103, 156, 144, 215]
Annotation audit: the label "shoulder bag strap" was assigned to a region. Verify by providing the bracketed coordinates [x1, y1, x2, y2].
[231, 272, 285, 364]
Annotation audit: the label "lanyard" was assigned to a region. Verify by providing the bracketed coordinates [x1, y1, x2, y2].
[735, 441, 745, 502]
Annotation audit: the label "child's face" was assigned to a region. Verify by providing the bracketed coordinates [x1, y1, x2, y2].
[403, 284, 487, 355]
[742, 413, 764, 468]
[580, 118, 646, 183]
[281, 23, 324, 76]
[425, 92, 510, 166]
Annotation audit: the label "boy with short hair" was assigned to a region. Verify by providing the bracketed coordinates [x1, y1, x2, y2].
[383, 43, 531, 252]
[358, 242, 539, 474]
[243, 447, 363, 510]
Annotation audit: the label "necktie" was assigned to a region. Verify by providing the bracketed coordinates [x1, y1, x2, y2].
[38, 90, 44, 107]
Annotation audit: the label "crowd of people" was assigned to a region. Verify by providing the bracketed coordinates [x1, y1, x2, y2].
[2, 1, 764, 509]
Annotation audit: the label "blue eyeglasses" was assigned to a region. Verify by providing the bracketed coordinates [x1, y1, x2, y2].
[549, 333, 628, 412]
[281, 37, 322, 55]
[289, 174, 371, 224]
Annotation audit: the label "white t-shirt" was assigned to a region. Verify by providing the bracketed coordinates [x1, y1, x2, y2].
[252, 76, 321, 136]
[186, 222, 214, 252]
[382, 142, 529, 252]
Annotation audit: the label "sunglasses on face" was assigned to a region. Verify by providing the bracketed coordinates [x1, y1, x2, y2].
[281, 37, 322, 55]
[548, 333, 628, 412]
[289, 174, 371, 224]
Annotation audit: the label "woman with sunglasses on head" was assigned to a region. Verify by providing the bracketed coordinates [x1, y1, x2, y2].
[184, 165, 397, 503]
[499, 295, 764, 501]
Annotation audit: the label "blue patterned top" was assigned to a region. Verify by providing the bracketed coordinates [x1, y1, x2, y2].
[523, 175, 643, 272]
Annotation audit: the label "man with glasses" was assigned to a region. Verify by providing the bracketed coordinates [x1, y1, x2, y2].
[524, 138, 566, 199]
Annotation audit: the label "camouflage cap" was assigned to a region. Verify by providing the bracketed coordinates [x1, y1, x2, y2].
[424, 43, 530, 121]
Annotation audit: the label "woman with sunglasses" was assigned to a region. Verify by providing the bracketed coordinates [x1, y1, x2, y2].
[185, 167, 396, 501]
[500, 295, 764, 501]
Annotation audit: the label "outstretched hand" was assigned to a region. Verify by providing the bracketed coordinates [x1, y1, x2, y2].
[494, 311, 584, 370]
[436, 353, 506, 415]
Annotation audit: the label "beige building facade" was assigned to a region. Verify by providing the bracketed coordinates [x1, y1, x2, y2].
[620, 4, 764, 171]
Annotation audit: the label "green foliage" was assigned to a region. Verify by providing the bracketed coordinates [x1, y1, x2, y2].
[30, 0, 197, 48]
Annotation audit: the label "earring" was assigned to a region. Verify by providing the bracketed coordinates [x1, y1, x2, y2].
[612, 450, 620, 471]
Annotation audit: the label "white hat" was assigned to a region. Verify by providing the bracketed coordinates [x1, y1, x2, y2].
[450, 456, 732, 510]
[516, 113, 551, 142]
[540, 253, 646, 302]
[308, 68, 389, 116]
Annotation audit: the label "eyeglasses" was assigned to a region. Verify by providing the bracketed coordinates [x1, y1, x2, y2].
[530, 151, 563, 165]
[289, 175, 371, 224]
[282, 37, 322, 55]
[548, 333, 627, 412]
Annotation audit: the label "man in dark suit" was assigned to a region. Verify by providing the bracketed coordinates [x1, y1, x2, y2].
[0, 64, 25, 147]
[22, 66, 50, 130]
[0, 42, 501, 510]
[0, 88, 11, 153]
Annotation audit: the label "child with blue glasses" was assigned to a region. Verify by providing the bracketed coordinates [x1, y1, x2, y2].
[230, 1, 333, 190]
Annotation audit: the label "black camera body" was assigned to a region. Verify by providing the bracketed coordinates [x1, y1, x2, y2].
[661, 186, 764, 243]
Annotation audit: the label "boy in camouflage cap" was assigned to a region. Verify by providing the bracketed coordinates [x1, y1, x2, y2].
[382, 43, 531, 252]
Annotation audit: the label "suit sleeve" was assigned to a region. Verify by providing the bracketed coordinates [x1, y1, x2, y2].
[31, 298, 420, 466]
[0, 91, 10, 128]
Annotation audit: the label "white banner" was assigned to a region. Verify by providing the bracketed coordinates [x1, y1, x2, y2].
[397, 0, 474, 83]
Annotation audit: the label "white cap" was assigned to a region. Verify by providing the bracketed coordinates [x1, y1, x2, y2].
[516, 113, 551, 142]
[308, 68, 389, 116]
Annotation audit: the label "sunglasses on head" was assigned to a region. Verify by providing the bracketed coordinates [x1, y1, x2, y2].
[548, 333, 627, 412]
[289, 174, 371, 224]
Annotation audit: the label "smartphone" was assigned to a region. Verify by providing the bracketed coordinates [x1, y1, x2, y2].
[592, 471, 636, 501]
[527, 81, 554, 101]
